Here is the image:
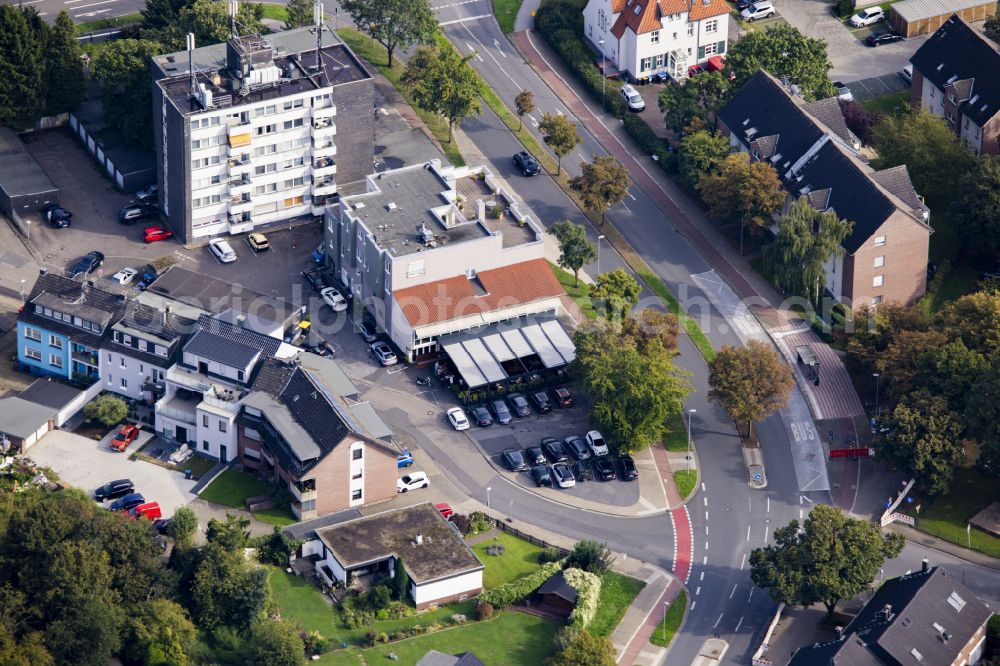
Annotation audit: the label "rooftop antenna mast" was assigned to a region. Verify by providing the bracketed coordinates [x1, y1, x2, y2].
[229, 0, 238, 37]
[187, 32, 196, 98]
[314, 1, 326, 83]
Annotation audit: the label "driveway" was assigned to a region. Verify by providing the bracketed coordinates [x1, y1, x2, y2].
[26, 429, 197, 516]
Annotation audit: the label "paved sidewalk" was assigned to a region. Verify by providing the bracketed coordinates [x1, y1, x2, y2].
[887, 523, 1000, 571]
[613, 567, 681, 666]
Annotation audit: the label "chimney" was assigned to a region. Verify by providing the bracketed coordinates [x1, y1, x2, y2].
[921, 558, 929, 573]
[39, 267, 48, 275]
[882, 604, 893, 620]
[163, 304, 171, 327]
[236, 314, 247, 328]
[415, 534, 423, 545]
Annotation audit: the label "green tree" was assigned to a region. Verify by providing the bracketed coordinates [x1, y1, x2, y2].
[402, 43, 484, 142]
[922, 340, 988, 411]
[547, 629, 617, 666]
[44, 598, 123, 666]
[570, 156, 630, 226]
[696, 152, 784, 248]
[167, 506, 198, 547]
[590, 268, 641, 320]
[283, 0, 314, 29]
[678, 130, 730, 189]
[876, 391, 965, 495]
[549, 220, 596, 286]
[658, 71, 730, 133]
[872, 109, 976, 204]
[984, 8, 1000, 44]
[0, 5, 45, 129]
[968, 360, 1000, 476]
[765, 197, 853, 304]
[46, 12, 84, 115]
[623, 308, 680, 356]
[91, 39, 164, 149]
[82, 394, 129, 427]
[205, 513, 251, 552]
[190, 544, 269, 629]
[392, 557, 410, 601]
[708, 341, 794, 439]
[515, 90, 535, 130]
[566, 540, 614, 575]
[952, 155, 1000, 260]
[0, 627, 52, 666]
[573, 325, 691, 452]
[141, 0, 192, 33]
[539, 113, 582, 175]
[725, 25, 834, 100]
[247, 620, 306, 666]
[750, 504, 904, 617]
[257, 526, 296, 566]
[179, 0, 264, 47]
[122, 598, 196, 666]
[341, 0, 436, 67]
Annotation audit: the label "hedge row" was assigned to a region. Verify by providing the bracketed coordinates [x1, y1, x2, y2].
[477, 561, 564, 607]
[563, 567, 602, 629]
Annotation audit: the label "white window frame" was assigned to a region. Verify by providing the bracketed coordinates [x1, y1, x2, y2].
[873, 256, 885, 268]
[49, 354, 63, 368]
[873, 275, 884, 287]
[874, 236, 886, 247]
[24, 327, 42, 342]
[650, 30, 660, 43]
[24, 347, 41, 361]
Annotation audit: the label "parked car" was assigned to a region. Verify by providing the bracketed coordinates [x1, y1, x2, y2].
[303, 337, 335, 357]
[247, 232, 269, 252]
[867, 30, 903, 46]
[371, 341, 398, 366]
[620, 83, 645, 111]
[620, 454, 639, 480]
[110, 424, 140, 452]
[551, 462, 576, 488]
[502, 448, 529, 471]
[435, 503, 454, 519]
[70, 251, 104, 276]
[470, 404, 493, 427]
[741, 0, 774, 21]
[119, 204, 152, 225]
[153, 518, 173, 534]
[551, 387, 573, 408]
[446, 407, 470, 431]
[128, 501, 161, 521]
[208, 238, 237, 263]
[95, 479, 134, 502]
[900, 64, 913, 83]
[564, 436, 591, 461]
[593, 457, 616, 481]
[320, 286, 348, 312]
[833, 81, 854, 102]
[850, 6, 884, 26]
[136, 270, 158, 291]
[111, 267, 138, 285]
[524, 446, 547, 466]
[529, 391, 552, 413]
[586, 430, 610, 457]
[397, 471, 429, 493]
[489, 398, 513, 425]
[513, 151, 541, 176]
[43, 204, 72, 228]
[572, 461, 593, 482]
[143, 226, 174, 243]
[687, 63, 705, 78]
[396, 449, 414, 468]
[302, 268, 331, 292]
[110, 492, 145, 512]
[734, 0, 756, 9]
[358, 319, 378, 343]
[531, 464, 552, 487]
[506, 392, 531, 417]
[541, 437, 569, 463]
[134, 184, 158, 203]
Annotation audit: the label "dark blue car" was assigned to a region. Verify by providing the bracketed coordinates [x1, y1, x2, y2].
[110, 492, 145, 512]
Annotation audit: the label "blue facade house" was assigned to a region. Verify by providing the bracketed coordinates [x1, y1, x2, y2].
[17, 270, 125, 384]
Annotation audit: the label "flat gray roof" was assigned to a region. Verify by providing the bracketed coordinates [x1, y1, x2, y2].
[18, 378, 83, 411]
[0, 397, 55, 439]
[348, 401, 393, 441]
[243, 391, 322, 461]
[0, 127, 58, 201]
[298, 352, 359, 400]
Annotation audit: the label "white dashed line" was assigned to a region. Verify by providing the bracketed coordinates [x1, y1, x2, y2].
[713, 613, 724, 628]
[735, 616, 744, 632]
[695, 586, 701, 596]
[730, 584, 738, 599]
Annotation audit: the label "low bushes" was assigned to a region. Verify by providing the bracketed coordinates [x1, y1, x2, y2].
[563, 567, 602, 630]
[478, 561, 564, 607]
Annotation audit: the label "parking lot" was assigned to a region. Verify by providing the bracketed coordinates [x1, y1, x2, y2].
[25, 429, 197, 517]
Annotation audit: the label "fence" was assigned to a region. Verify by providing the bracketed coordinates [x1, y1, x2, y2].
[879, 479, 915, 527]
[750, 602, 784, 666]
[495, 519, 572, 558]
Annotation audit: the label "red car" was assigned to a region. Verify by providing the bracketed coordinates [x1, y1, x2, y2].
[435, 503, 454, 519]
[111, 424, 140, 452]
[143, 226, 174, 243]
[128, 501, 162, 521]
[551, 387, 574, 408]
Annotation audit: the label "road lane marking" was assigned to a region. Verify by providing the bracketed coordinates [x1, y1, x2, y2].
[729, 584, 737, 599]
[457, 21, 518, 88]
[735, 616, 744, 632]
[748, 587, 755, 603]
[704, 497, 708, 507]
[439, 13, 490, 25]
[492, 38, 506, 57]
[701, 482, 706, 492]
[704, 511, 708, 521]
[695, 586, 701, 596]
[764, 526, 770, 543]
[700, 571, 704, 581]
[713, 613, 724, 628]
[70, 0, 118, 8]
[691, 601, 696, 610]
[767, 497, 770, 513]
[433, 0, 482, 8]
[740, 553, 746, 570]
[704, 541, 708, 550]
[746, 525, 750, 541]
[702, 555, 707, 565]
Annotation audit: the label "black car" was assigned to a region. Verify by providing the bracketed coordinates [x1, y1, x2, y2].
[507, 392, 531, 417]
[303, 337, 335, 357]
[110, 492, 145, 512]
[470, 405, 493, 427]
[734, 0, 756, 9]
[135, 184, 158, 203]
[593, 457, 616, 481]
[531, 464, 552, 487]
[358, 319, 378, 343]
[70, 251, 105, 276]
[44, 205, 73, 228]
[513, 151, 541, 176]
[866, 30, 903, 46]
[501, 447, 528, 471]
[94, 479, 134, 502]
[529, 391, 552, 413]
[119, 204, 153, 225]
[565, 436, 591, 461]
[540, 436, 569, 462]
[302, 268, 331, 293]
[619, 454, 639, 480]
[572, 461, 593, 482]
[524, 446, 547, 466]
[489, 398, 513, 425]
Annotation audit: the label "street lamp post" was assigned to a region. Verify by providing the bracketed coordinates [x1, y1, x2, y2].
[686, 408, 696, 472]
[596, 234, 605, 275]
[872, 372, 880, 417]
[486, 486, 492, 509]
[598, 39, 606, 112]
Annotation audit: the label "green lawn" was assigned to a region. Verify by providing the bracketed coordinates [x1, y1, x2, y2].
[198, 469, 273, 508]
[259, 2, 288, 21]
[269, 568, 340, 637]
[336, 28, 466, 167]
[649, 590, 686, 648]
[253, 503, 297, 527]
[590, 571, 646, 638]
[663, 412, 690, 452]
[674, 470, 697, 501]
[472, 532, 545, 589]
[493, 0, 523, 32]
[549, 261, 598, 320]
[916, 468, 1000, 558]
[861, 90, 910, 116]
[76, 11, 142, 33]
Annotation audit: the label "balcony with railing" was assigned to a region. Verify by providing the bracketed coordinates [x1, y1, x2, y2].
[71, 350, 99, 367]
[313, 177, 337, 196]
[313, 157, 336, 178]
[229, 195, 254, 215]
[229, 174, 252, 196]
[312, 118, 336, 138]
[289, 478, 317, 503]
[229, 213, 254, 231]
[313, 137, 336, 158]
[157, 395, 198, 425]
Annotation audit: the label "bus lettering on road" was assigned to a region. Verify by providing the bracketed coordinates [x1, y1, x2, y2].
[790, 422, 817, 442]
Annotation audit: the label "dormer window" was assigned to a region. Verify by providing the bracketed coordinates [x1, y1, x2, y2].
[634, 3, 642, 14]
